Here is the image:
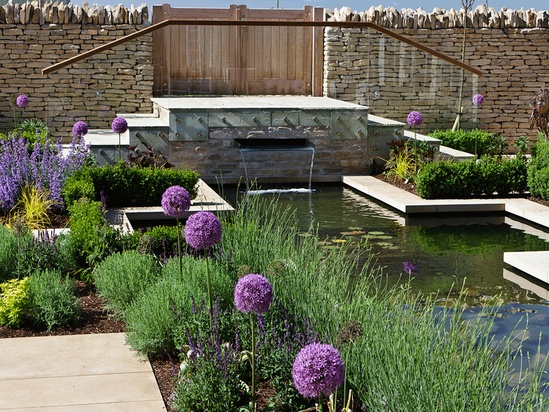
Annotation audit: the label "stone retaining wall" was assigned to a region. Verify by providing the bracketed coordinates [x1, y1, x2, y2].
[325, 5, 549, 142]
[0, 1, 152, 139]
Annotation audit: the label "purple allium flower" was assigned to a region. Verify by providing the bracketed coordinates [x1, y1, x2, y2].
[184, 211, 222, 249]
[407, 111, 423, 127]
[161, 185, 191, 219]
[111, 116, 128, 134]
[472, 93, 484, 106]
[72, 121, 88, 137]
[403, 261, 418, 275]
[292, 343, 345, 398]
[16, 95, 29, 108]
[234, 274, 273, 315]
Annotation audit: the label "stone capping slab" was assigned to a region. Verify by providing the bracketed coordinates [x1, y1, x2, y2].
[504, 252, 549, 284]
[150, 96, 368, 111]
[342, 175, 506, 214]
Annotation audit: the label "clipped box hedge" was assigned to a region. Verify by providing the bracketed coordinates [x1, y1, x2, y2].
[62, 163, 200, 207]
[527, 140, 549, 200]
[416, 156, 527, 199]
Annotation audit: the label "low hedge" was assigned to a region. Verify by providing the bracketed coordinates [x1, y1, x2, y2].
[527, 139, 549, 200]
[416, 156, 527, 199]
[62, 162, 200, 207]
[428, 129, 507, 156]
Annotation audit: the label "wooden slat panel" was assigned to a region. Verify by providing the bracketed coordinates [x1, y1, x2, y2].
[152, 5, 323, 96]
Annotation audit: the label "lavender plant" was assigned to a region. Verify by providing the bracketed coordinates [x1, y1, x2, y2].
[0, 136, 89, 212]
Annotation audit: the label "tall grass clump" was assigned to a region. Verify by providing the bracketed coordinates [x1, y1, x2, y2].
[124, 255, 235, 356]
[93, 251, 161, 314]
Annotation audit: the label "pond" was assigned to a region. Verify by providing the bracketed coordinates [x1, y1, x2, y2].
[222, 184, 549, 377]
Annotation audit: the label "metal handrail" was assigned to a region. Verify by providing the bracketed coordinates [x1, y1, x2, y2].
[41, 19, 482, 76]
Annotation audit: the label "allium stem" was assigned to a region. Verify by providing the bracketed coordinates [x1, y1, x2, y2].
[176, 219, 182, 276]
[206, 256, 213, 331]
[250, 313, 256, 412]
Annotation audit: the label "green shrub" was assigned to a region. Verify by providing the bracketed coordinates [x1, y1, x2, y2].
[62, 172, 95, 206]
[67, 198, 128, 269]
[416, 157, 527, 199]
[528, 139, 549, 200]
[429, 129, 508, 156]
[134, 225, 180, 259]
[124, 256, 235, 356]
[0, 277, 30, 327]
[28, 270, 80, 330]
[15, 231, 76, 278]
[67, 163, 200, 208]
[0, 225, 19, 281]
[93, 251, 161, 314]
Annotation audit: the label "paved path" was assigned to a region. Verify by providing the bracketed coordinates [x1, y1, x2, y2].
[0, 333, 166, 411]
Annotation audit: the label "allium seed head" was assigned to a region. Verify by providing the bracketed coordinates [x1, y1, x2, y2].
[184, 211, 222, 249]
[161, 185, 191, 219]
[234, 274, 273, 314]
[407, 111, 423, 127]
[292, 343, 345, 398]
[111, 117, 128, 134]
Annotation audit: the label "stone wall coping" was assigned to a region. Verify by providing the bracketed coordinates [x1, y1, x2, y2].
[0, 1, 148, 25]
[326, 5, 549, 29]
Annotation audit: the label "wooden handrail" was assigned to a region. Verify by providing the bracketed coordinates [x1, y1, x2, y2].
[41, 19, 482, 77]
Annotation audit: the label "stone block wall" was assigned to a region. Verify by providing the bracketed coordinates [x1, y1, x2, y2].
[325, 6, 549, 143]
[171, 126, 368, 184]
[0, 2, 152, 140]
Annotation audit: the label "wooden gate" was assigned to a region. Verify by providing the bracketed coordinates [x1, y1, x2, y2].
[152, 4, 324, 96]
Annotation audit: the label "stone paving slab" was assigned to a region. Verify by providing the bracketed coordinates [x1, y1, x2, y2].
[0, 333, 165, 411]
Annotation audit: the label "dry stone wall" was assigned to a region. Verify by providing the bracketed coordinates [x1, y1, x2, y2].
[0, 1, 152, 140]
[325, 5, 549, 142]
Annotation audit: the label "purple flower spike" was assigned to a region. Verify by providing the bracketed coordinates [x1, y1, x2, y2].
[472, 94, 484, 106]
[407, 111, 423, 127]
[292, 343, 345, 398]
[161, 185, 191, 219]
[234, 274, 273, 315]
[184, 211, 222, 249]
[72, 121, 88, 137]
[111, 117, 128, 134]
[16, 95, 29, 108]
[403, 261, 418, 275]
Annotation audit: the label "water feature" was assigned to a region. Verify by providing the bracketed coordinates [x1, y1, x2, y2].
[223, 184, 549, 379]
[234, 138, 315, 191]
